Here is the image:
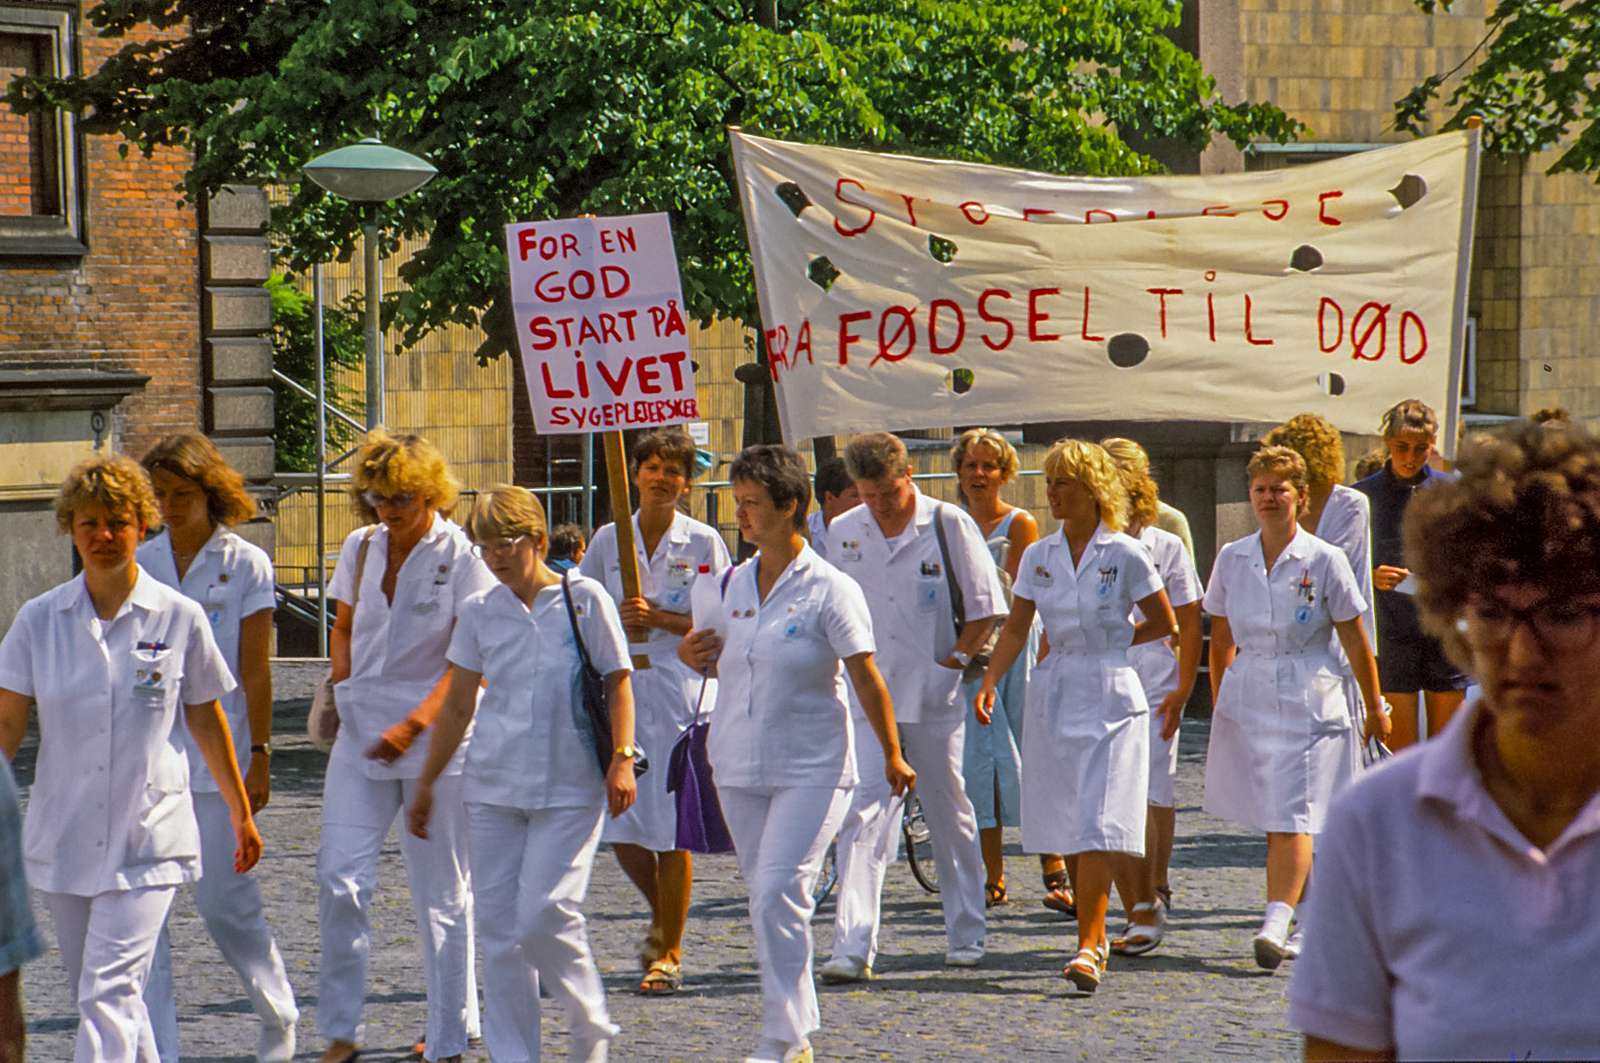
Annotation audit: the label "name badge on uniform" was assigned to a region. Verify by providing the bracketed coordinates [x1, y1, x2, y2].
[132, 643, 172, 707]
[1032, 564, 1054, 588]
[838, 539, 862, 563]
[1096, 564, 1119, 600]
[919, 560, 943, 578]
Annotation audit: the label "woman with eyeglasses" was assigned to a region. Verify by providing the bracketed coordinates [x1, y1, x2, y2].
[137, 433, 298, 1061]
[408, 486, 636, 1063]
[579, 427, 730, 995]
[1289, 421, 1600, 1060]
[679, 445, 914, 1063]
[315, 430, 494, 1063]
[0, 455, 260, 1059]
[1203, 446, 1386, 972]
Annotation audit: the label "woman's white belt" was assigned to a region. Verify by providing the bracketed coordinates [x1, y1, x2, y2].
[1054, 648, 1131, 664]
[1236, 649, 1329, 661]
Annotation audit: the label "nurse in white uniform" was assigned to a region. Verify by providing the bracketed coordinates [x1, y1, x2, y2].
[680, 445, 914, 1063]
[977, 439, 1174, 993]
[1202, 445, 1388, 971]
[137, 433, 298, 1061]
[409, 486, 638, 1063]
[820, 433, 1004, 982]
[318, 430, 494, 1063]
[1100, 438, 1202, 957]
[0, 454, 261, 1062]
[578, 427, 730, 994]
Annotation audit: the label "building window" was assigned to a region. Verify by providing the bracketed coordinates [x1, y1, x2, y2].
[0, 4, 82, 256]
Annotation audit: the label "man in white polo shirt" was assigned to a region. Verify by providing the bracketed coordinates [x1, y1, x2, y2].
[820, 433, 1005, 979]
[806, 457, 859, 564]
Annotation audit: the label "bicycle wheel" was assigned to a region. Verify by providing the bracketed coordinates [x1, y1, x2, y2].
[811, 840, 839, 912]
[902, 793, 940, 894]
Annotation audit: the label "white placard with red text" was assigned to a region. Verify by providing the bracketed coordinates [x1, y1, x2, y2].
[730, 130, 1479, 448]
[506, 212, 698, 434]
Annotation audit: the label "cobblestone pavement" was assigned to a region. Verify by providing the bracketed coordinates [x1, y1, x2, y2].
[16, 662, 1300, 1061]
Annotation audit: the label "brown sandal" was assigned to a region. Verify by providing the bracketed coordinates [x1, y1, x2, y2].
[1041, 870, 1076, 917]
[638, 958, 682, 995]
[985, 881, 1010, 908]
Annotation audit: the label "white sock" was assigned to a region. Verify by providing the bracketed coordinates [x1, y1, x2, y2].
[1262, 901, 1294, 939]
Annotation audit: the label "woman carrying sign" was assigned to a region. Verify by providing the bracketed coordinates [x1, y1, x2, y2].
[680, 445, 914, 1063]
[1203, 446, 1387, 971]
[976, 439, 1175, 993]
[409, 486, 637, 1063]
[579, 427, 730, 994]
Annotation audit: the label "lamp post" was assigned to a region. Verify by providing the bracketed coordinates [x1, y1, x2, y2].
[303, 137, 437, 428]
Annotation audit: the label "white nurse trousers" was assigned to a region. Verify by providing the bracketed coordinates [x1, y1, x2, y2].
[145, 792, 298, 1062]
[43, 884, 175, 1063]
[466, 801, 617, 1063]
[830, 717, 985, 965]
[720, 785, 850, 1047]
[317, 769, 479, 1058]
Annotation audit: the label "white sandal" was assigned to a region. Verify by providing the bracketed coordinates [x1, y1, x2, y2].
[1063, 946, 1103, 993]
[1112, 901, 1166, 956]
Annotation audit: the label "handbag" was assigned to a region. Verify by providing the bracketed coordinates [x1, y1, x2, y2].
[668, 568, 735, 854]
[562, 570, 648, 779]
[307, 526, 376, 753]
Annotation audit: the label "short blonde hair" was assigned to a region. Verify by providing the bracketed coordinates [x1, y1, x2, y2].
[1248, 444, 1310, 496]
[142, 432, 257, 527]
[351, 428, 461, 521]
[464, 485, 548, 548]
[1262, 413, 1346, 491]
[949, 428, 1020, 482]
[1042, 439, 1128, 532]
[55, 454, 160, 533]
[1100, 437, 1160, 530]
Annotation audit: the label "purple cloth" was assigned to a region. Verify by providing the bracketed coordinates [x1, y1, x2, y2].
[667, 719, 734, 854]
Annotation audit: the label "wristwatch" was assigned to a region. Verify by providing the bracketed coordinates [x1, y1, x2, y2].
[613, 744, 639, 761]
[250, 742, 273, 757]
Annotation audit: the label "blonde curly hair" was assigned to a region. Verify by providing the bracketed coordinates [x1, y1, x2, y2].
[950, 428, 1020, 482]
[1262, 413, 1346, 490]
[55, 454, 160, 533]
[351, 428, 461, 521]
[464, 485, 548, 548]
[1043, 439, 1128, 532]
[1248, 444, 1311, 501]
[1100, 437, 1160, 531]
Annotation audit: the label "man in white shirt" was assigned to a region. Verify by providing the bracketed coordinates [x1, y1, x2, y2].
[806, 457, 860, 563]
[820, 433, 1006, 979]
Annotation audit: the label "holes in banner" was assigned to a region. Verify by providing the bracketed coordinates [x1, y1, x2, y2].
[929, 235, 958, 263]
[776, 182, 811, 218]
[1389, 174, 1427, 210]
[1290, 245, 1324, 272]
[807, 256, 840, 291]
[947, 367, 975, 395]
[1106, 333, 1150, 369]
[1318, 371, 1347, 397]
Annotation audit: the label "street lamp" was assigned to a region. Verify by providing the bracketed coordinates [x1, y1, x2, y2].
[303, 137, 437, 428]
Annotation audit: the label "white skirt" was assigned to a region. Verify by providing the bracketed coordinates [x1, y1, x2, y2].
[1020, 652, 1149, 857]
[1131, 641, 1181, 808]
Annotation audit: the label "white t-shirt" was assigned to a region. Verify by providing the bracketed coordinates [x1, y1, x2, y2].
[447, 575, 631, 810]
[138, 526, 275, 791]
[707, 546, 875, 789]
[826, 489, 1005, 723]
[327, 515, 495, 779]
[0, 569, 234, 895]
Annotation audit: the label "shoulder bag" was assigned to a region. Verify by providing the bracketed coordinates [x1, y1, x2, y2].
[667, 566, 735, 854]
[563, 570, 648, 779]
[933, 504, 996, 682]
[307, 526, 376, 753]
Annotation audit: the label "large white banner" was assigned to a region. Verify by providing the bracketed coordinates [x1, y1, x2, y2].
[505, 212, 698, 434]
[730, 130, 1479, 447]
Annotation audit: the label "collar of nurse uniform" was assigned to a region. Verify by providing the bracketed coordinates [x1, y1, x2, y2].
[60, 565, 168, 617]
[1416, 696, 1600, 861]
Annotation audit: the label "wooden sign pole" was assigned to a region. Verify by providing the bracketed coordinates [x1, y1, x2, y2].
[602, 429, 651, 670]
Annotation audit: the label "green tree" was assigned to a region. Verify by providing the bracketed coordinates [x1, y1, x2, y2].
[1397, 1, 1600, 175]
[266, 273, 365, 472]
[9, 1, 1301, 361]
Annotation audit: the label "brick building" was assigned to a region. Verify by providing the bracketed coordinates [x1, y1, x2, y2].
[0, 1, 273, 622]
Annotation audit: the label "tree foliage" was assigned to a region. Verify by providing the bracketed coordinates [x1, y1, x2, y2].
[1397, 1, 1600, 175]
[10, 0, 1301, 361]
[266, 273, 364, 473]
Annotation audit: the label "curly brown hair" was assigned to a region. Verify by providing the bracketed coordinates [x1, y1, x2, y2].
[141, 432, 257, 527]
[351, 428, 461, 522]
[1405, 421, 1600, 670]
[54, 454, 160, 533]
[1262, 413, 1346, 491]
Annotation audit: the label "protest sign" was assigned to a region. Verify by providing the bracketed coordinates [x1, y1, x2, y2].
[729, 129, 1479, 450]
[505, 212, 698, 434]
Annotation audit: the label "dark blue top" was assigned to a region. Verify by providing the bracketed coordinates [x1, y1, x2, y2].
[1352, 462, 1455, 645]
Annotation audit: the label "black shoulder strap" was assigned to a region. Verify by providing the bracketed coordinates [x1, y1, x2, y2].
[932, 504, 965, 636]
[560, 571, 595, 673]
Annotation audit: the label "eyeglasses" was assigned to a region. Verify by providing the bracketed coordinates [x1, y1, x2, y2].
[362, 490, 416, 510]
[470, 535, 528, 559]
[1458, 595, 1600, 655]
